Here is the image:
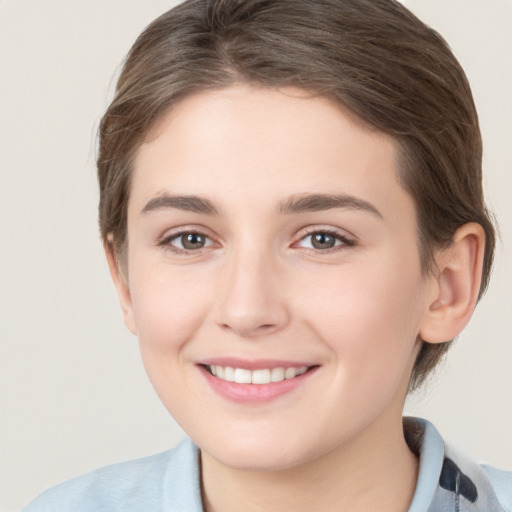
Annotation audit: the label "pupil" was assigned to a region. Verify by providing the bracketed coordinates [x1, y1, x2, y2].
[312, 233, 335, 249]
[182, 233, 205, 249]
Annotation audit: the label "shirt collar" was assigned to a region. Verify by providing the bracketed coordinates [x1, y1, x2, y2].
[404, 417, 446, 512]
[169, 417, 503, 512]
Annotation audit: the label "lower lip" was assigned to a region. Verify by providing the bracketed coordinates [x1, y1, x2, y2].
[199, 366, 317, 404]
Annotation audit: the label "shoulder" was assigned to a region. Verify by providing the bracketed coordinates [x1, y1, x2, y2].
[480, 464, 512, 512]
[440, 446, 512, 512]
[405, 417, 512, 512]
[22, 438, 203, 512]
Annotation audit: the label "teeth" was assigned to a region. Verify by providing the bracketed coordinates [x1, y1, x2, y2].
[208, 365, 309, 384]
[224, 366, 235, 382]
[270, 367, 285, 382]
[285, 367, 296, 379]
[252, 369, 270, 384]
[234, 368, 252, 384]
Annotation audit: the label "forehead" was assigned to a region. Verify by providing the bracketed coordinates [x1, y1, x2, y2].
[130, 85, 415, 227]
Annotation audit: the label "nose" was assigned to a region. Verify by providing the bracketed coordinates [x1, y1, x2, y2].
[213, 245, 290, 338]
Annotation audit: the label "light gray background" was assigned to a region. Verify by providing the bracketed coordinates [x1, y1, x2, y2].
[1, 1, 511, 510]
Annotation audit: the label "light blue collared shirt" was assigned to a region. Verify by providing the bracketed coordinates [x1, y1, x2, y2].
[23, 418, 511, 512]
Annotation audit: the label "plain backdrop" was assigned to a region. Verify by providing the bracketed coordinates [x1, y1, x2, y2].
[1, 1, 511, 510]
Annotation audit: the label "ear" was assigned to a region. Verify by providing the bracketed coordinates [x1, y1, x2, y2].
[104, 241, 138, 335]
[419, 223, 486, 344]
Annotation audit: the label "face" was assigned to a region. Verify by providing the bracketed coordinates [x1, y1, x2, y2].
[116, 85, 435, 471]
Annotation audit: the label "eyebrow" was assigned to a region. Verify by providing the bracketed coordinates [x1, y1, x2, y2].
[277, 193, 383, 218]
[141, 192, 382, 218]
[141, 195, 220, 215]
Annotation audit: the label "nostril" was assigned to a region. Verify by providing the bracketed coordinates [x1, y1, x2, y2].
[219, 322, 278, 337]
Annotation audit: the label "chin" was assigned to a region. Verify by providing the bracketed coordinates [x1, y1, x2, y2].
[197, 428, 325, 472]
[208, 449, 305, 473]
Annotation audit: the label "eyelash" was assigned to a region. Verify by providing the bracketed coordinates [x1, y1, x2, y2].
[295, 229, 356, 252]
[158, 230, 215, 255]
[158, 228, 356, 255]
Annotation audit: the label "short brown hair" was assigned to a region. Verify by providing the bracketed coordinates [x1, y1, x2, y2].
[97, 0, 495, 390]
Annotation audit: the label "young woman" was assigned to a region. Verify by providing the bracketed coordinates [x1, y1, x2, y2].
[23, 1, 511, 510]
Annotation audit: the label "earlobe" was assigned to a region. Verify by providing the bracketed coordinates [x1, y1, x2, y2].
[420, 223, 485, 344]
[104, 242, 138, 335]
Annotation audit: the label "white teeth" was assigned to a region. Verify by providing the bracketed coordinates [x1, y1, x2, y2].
[285, 367, 297, 379]
[252, 369, 271, 384]
[234, 368, 252, 384]
[270, 367, 285, 382]
[208, 365, 309, 384]
[223, 366, 235, 382]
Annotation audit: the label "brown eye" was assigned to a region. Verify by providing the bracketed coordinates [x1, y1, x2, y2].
[296, 230, 353, 251]
[162, 231, 214, 252]
[310, 232, 337, 249]
[180, 233, 207, 250]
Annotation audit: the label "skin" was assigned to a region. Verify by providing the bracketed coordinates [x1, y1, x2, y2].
[107, 85, 485, 512]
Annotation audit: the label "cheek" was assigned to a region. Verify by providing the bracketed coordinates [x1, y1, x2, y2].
[127, 269, 213, 417]
[129, 267, 212, 354]
[299, 256, 424, 381]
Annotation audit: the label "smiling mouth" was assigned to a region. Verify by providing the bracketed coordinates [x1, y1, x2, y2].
[204, 365, 312, 384]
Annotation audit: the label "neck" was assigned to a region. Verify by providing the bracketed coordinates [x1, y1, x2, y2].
[200, 414, 418, 512]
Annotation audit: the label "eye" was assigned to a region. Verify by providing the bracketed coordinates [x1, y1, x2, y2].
[297, 230, 353, 251]
[161, 231, 214, 252]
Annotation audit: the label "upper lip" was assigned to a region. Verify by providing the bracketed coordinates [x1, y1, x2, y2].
[198, 358, 316, 371]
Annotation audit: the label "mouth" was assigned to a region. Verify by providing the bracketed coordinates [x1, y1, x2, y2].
[197, 359, 319, 403]
[204, 364, 310, 384]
